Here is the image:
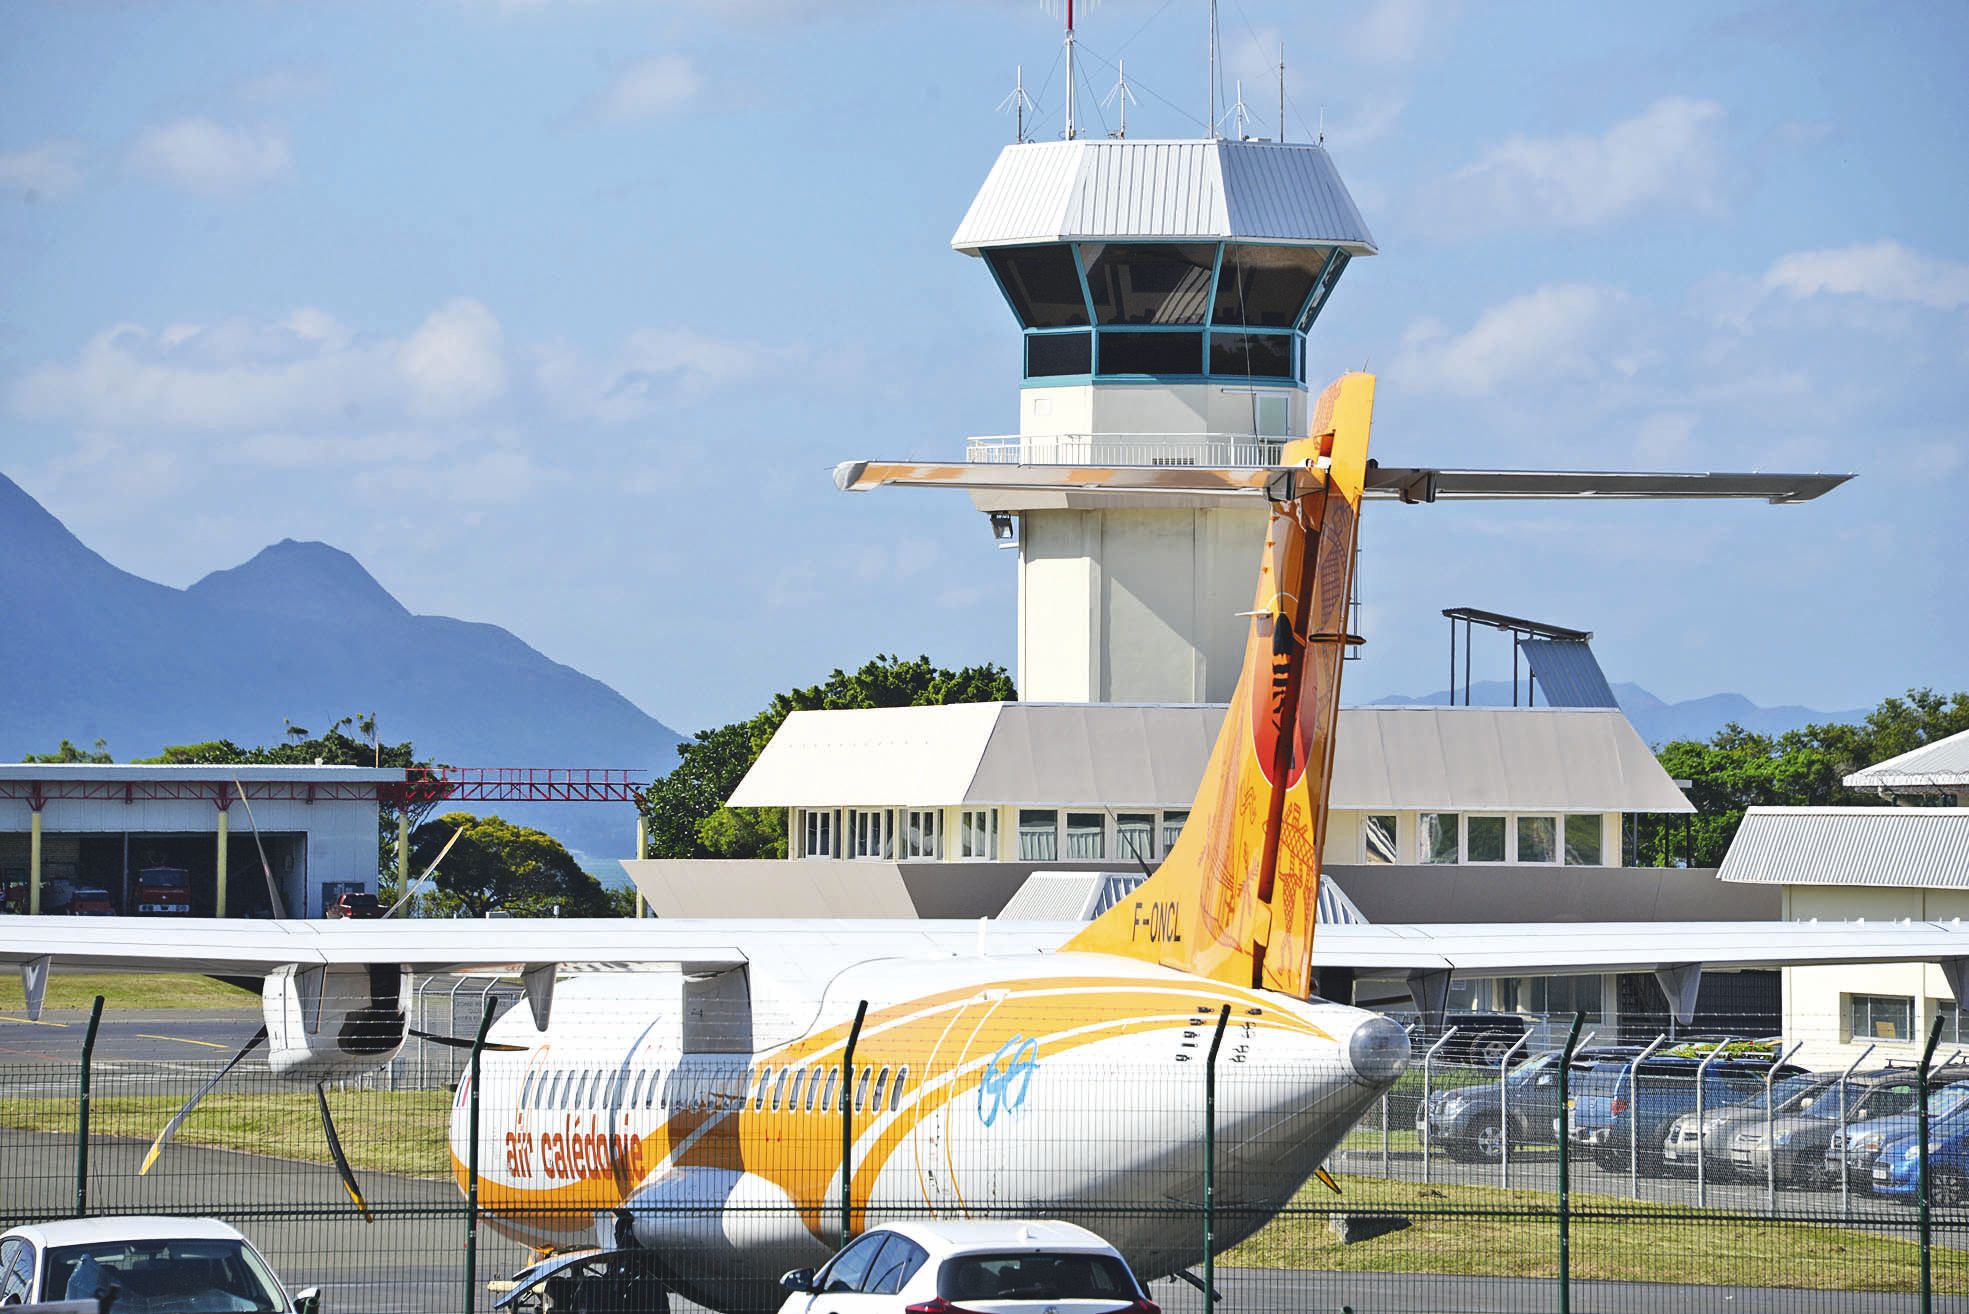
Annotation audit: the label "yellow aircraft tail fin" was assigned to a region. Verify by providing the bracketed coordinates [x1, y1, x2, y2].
[1063, 372, 1375, 1000]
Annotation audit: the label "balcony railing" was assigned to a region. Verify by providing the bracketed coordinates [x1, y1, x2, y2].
[967, 433, 1288, 468]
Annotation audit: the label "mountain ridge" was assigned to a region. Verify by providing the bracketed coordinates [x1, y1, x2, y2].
[1363, 677, 1870, 747]
[0, 471, 681, 859]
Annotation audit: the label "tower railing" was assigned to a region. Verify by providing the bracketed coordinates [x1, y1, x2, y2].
[967, 433, 1288, 468]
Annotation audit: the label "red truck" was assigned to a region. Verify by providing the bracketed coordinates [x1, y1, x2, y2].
[134, 866, 193, 915]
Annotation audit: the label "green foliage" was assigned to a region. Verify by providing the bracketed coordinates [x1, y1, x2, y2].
[1640, 688, 1969, 867]
[641, 653, 1015, 860]
[22, 737, 114, 763]
[408, 811, 613, 918]
[138, 713, 446, 883]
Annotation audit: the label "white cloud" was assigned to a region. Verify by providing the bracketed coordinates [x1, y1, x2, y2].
[12, 300, 507, 432]
[597, 54, 702, 122]
[1427, 96, 1725, 234]
[1392, 283, 1626, 396]
[534, 327, 753, 422]
[1764, 240, 1969, 312]
[0, 140, 86, 200]
[127, 118, 291, 194]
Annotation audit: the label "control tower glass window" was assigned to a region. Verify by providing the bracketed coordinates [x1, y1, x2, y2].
[985, 246, 1089, 329]
[1099, 330, 1204, 376]
[1081, 243, 1215, 324]
[1026, 332, 1092, 378]
[1212, 246, 1330, 327]
[1208, 332, 1295, 379]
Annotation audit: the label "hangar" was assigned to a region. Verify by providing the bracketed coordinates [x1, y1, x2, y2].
[0, 764, 400, 919]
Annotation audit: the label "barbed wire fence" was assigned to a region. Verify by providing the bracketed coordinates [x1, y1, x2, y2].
[2, 986, 1966, 1313]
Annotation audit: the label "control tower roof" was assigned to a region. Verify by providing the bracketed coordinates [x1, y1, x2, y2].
[952, 137, 1376, 255]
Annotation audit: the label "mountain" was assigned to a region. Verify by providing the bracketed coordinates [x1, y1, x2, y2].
[1362, 678, 1869, 748]
[0, 472, 682, 862]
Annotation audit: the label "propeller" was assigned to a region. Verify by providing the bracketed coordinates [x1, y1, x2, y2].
[316, 1083, 373, 1222]
[1314, 1167, 1343, 1195]
[384, 826, 466, 918]
[409, 1027, 524, 1052]
[232, 779, 286, 919]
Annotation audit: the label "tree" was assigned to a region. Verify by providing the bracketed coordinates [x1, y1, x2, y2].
[408, 812, 614, 918]
[1638, 688, 1969, 867]
[22, 738, 114, 763]
[641, 654, 1016, 860]
[139, 714, 447, 884]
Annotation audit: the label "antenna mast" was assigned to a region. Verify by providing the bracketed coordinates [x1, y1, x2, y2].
[1103, 57, 1137, 138]
[999, 65, 1033, 143]
[1278, 42, 1286, 141]
[1206, 0, 1220, 138]
[1234, 79, 1248, 140]
[1063, 0, 1077, 140]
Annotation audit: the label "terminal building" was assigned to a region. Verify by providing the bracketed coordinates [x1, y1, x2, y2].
[0, 764, 396, 919]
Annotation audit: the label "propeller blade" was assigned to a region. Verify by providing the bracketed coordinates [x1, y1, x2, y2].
[409, 1027, 526, 1052]
[316, 1083, 374, 1223]
[384, 826, 466, 918]
[141, 1025, 267, 1175]
[1314, 1167, 1343, 1195]
[232, 779, 286, 920]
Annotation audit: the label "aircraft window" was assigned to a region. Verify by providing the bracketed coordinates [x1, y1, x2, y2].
[754, 1067, 773, 1111]
[872, 1067, 891, 1111]
[890, 1066, 909, 1112]
[521, 1071, 538, 1107]
[1420, 813, 1459, 864]
[1517, 815, 1558, 864]
[1161, 810, 1189, 853]
[855, 1066, 872, 1113]
[1363, 815, 1398, 864]
[629, 1069, 646, 1108]
[1064, 812, 1105, 860]
[1018, 810, 1059, 861]
[821, 1068, 839, 1113]
[807, 1068, 825, 1113]
[772, 1067, 790, 1111]
[786, 1068, 805, 1112]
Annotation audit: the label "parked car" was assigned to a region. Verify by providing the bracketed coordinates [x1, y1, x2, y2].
[1386, 1010, 1535, 1068]
[1417, 1046, 1639, 1162]
[66, 885, 117, 916]
[1662, 1071, 1836, 1179]
[0, 1216, 319, 1310]
[1869, 1110, 1969, 1205]
[776, 1220, 1158, 1314]
[134, 866, 193, 915]
[327, 891, 384, 919]
[1831, 1080, 1969, 1186]
[1728, 1066, 1969, 1186]
[1569, 1054, 1803, 1174]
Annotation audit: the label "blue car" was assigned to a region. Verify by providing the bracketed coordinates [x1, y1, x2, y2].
[1869, 1107, 1969, 1205]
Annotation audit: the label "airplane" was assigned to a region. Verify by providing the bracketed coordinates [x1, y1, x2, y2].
[5, 371, 1965, 1314]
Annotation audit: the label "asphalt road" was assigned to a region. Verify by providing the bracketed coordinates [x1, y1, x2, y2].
[0, 1007, 264, 1068]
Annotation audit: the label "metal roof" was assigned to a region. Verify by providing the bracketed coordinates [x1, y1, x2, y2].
[1519, 638, 1620, 709]
[950, 138, 1376, 254]
[1844, 728, 1969, 791]
[1718, 807, 1969, 887]
[730, 703, 1692, 814]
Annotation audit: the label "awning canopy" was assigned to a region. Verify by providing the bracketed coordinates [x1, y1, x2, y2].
[1844, 728, 1969, 792]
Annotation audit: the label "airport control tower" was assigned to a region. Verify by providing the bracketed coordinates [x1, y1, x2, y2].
[950, 135, 1375, 703]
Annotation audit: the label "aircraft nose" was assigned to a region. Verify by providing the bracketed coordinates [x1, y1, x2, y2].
[1344, 1014, 1410, 1087]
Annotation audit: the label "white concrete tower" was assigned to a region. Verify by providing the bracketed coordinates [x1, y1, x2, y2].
[951, 138, 1376, 702]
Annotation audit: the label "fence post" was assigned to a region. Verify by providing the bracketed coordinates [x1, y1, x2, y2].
[1420, 1027, 1458, 1185]
[1919, 1013, 1943, 1314]
[1626, 1034, 1667, 1199]
[1556, 1013, 1583, 1314]
[73, 995, 104, 1218]
[1203, 1004, 1230, 1309]
[1497, 1029, 1530, 1190]
[1828, 1043, 1874, 1215]
[840, 1000, 868, 1249]
[1692, 1036, 1732, 1208]
[462, 993, 497, 1314]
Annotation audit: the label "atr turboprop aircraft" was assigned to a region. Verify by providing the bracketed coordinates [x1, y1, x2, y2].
[5, 373, 1963, 1314]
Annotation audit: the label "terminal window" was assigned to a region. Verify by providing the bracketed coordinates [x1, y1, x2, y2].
[1161, 810, 1190, 853]
[901, 809, 941, 861]
[959, 809, 999, 860]
[1064, 812, 1106, 860]
[1517, 815, 1558, 864]
[1018, 810, 1058, 861]
[1115, 812, 1155, 863]
[1848, 994, 1914, 1043]
[1564, 815, 1604, 866]
[1419, 813, 1459, 864]
[1362, 815, 1397, 864]
[1466, 816, 1505, 864]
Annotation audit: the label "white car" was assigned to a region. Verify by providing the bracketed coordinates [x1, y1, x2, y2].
[775, 1219, 1158, 1314]
[0, 1216, 319, 1312]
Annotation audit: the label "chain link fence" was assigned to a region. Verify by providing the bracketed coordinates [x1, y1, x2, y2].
[2, 989, 1966, 1314]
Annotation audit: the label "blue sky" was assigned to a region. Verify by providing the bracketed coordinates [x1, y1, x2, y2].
[2, 1, 1964, 733]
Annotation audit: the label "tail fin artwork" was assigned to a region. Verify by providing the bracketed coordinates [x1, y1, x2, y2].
[1065, 372, 1375, 1000]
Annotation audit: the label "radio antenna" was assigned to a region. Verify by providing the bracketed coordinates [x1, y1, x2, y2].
[1234, 79, 1249, 140]
[1206, 0, 1221, 139]
[1102, 57, 1137, 138]
[997, 64, 1034, 143]
[1278, 42, 1287, 141]
[1064, 0, 1077, 139]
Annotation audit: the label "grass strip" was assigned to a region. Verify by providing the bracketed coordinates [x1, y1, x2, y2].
[0, 973, 258, 1012]
[1228, 1174, 1960, 1293]
[0, 1090, 456, 1179]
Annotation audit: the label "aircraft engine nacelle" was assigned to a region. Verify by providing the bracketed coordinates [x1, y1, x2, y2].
[263, 963, 411, 1082]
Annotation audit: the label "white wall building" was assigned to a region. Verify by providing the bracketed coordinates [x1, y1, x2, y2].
[0, 764, 400, 919]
